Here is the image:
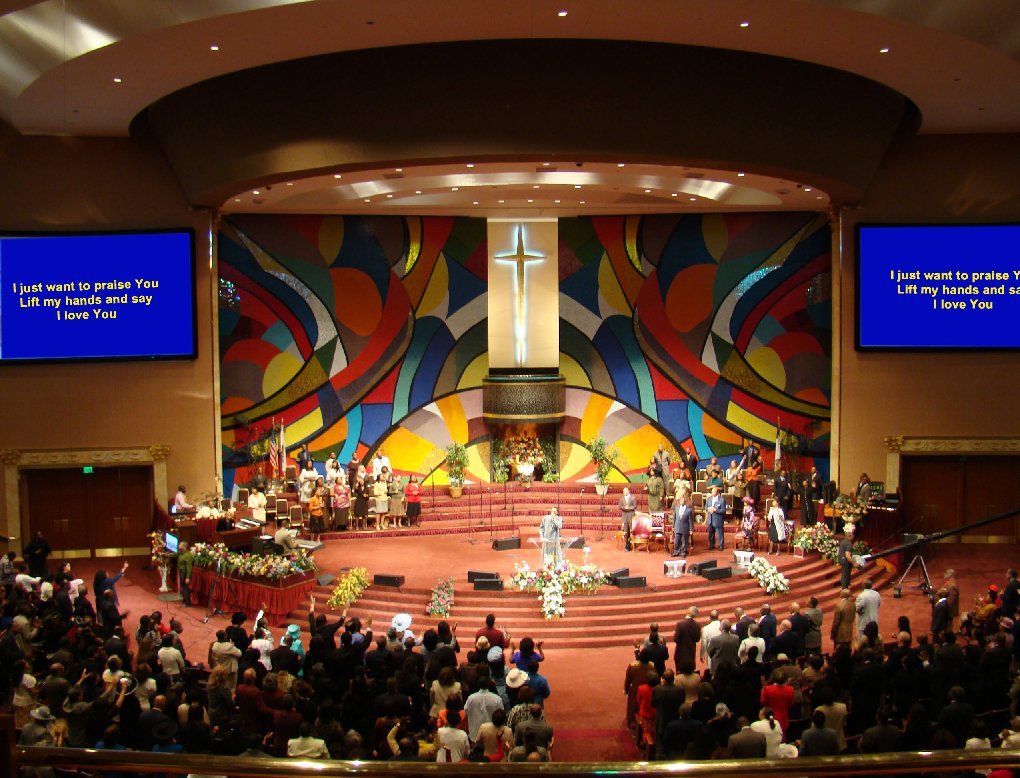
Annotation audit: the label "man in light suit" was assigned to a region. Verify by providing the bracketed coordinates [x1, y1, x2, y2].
[855, 578, 882, 638]
[539, 507, 563, 566]
[672, 495, 693, 558]
[705, 486, 726, 551]
[620, 487, 637, 552]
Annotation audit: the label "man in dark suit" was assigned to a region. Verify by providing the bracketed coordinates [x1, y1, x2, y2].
[733, 607, 754, 641]
[661, 704, 702, 759]
[727, 716, 767, 758]
[652, 669, 684, 744]
[938, 685, 975, 748]
[860, 707, 904, 753]
[707, 620, 740, 674]
[705, 486, 726, 551]
[799, 710, 841, 756]
[673, 607, 702, 672]
[758, 604, 777, 654]
[671, 495, 693, 557]
[1000, 568, 1020, 619]
[803, 465, 824, 523]
[774, 469, 794, 515]
[768, 619, 803, 661]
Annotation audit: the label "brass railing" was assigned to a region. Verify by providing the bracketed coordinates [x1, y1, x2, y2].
[10, 744, 1020, 778]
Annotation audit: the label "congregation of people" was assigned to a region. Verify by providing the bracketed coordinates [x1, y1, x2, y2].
[1, 552, 557, 764]
[624, 567, 1020, 766]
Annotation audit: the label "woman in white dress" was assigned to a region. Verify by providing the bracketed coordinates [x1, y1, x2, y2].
[766, 498, 788, 555]
[750, 707, 785, 757]
[247, 486, 267, 524]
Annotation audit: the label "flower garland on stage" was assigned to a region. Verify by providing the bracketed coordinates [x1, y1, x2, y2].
[148, 531, 172, 567]
[327, 566, 370, 609]
[792, 522, 872, 564]
[508, 560, 608, 619]
[748, 557, 790, 595]
[426, 576, 455, 617]
[190, 541, 316, 580]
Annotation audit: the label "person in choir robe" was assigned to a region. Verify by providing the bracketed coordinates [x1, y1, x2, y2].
[373, 473, 390, 531]
[298, 460, 317, 518]
[173, 486, 194, 514]
[346, 453, 361, 487]
[247, 486, 267, 524]
[352, 476, 370, 531]
[330, 473, 351, 531]
[372, 449, 392, 479]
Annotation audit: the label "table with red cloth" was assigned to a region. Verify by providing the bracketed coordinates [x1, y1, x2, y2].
[189, 565, 315, 625]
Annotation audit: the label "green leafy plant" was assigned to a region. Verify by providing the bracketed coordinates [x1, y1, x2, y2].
[326, 566, 370, 609]
[445, 441, 469, 487]
[491, 440, 510, 484]
[542, 470, 560, 483]
[585, 436, 619, 486]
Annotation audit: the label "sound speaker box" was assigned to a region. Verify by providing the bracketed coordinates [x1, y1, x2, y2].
[467, 570, 500, 582]
[492, 537, 522, 551]
[608, 567, 630, 583]
[566, 536, 585, 549]
[474, 578, 504, 591]
[699, 559, 718, 570]
[701, 566, 733, 581]
[614, 575, 646, 589]
[316, 573, 337, 586]
[373, 573, 406, 588]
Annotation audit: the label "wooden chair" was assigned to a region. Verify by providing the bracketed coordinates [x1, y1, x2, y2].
[237, 488, 250, 504]
[648, 512, 667, 553]
[695, 479, 707, 494]
[755, 516, 769, 551]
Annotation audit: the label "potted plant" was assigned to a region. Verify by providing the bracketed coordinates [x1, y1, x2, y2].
[445, 441, 469, 498]
[585, 436, 619, 496]
[491, 440, 510, 485]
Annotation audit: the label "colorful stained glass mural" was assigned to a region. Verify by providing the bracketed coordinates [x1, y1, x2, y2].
[218, 212, 830, 491]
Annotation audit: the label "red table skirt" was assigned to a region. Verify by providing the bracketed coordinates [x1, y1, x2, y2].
[190, 566, 315, 625]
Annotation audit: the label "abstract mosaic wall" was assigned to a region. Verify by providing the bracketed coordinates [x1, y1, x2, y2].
[217, 213, 830, 490]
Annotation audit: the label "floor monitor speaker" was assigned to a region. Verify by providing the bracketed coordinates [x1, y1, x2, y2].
[474, 578, 504, 591]
[373, 573, 406, 588]
[615, 575, 646, 589]
[467, 570, 500, 582]
[701, 566, 733, 581]
[492, 537, 522, 551]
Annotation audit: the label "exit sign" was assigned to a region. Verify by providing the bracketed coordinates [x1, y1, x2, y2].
[82, 466, 94, 474]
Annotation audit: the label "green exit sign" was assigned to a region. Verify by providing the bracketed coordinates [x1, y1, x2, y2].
[82, 466, 94, 474]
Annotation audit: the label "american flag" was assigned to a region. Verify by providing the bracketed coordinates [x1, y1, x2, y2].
[269, 423, 279, 478]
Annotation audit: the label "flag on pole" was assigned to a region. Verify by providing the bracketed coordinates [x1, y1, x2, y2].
[278, 423, 287, 477]
[269, 423, 279, 479]
[775, 418, 782, 469]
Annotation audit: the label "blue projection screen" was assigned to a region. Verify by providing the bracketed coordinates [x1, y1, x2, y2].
[0, 230, 197, 362]
[856, 224, 1020, 350]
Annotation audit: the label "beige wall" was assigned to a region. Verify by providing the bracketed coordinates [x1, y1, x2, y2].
[837, 134, 1020, 491]
[0, 128, 218, 547]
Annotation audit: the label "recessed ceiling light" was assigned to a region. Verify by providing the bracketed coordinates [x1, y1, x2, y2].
[580, 200, 586, 204]
[286, 182, 293, 186]
[386, 194, 393, 198]
[498, 199, 505, 204]
[415, 190, 422, 195]
[542, 162, 551, 167]
[689, 197, 696, 201]
[739, 21, 750, 28]
[395, 168, 403, 172]
[671, 193, 678, 197]
[452, 187, 459, 191]
[574, 185, 582, 189]
[644, 189, 652, 193]
[466, 163, 474, 168]
[533, 185, 540, 189]
[804, 187, 812, 192]
[234, 198, 240, 203]
[617, 163, 625, 168]
[209, 45, 220, 52]
[333, 174, 342, 179]
[527, 199, 534, 203]
[879, 47, 890, 54]
[364, 198, 371, 203]
[252, 189, 260, 194]
[112, 77, 123, 83]
[473, 201, 479, 205]
[557, 10, 568, 17]
[737, 172, 745, 177]
[554, 199, 561, 203]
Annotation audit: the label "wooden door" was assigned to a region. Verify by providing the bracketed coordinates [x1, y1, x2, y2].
[900, 456, 963, 537]
[24, 465, 154, 558]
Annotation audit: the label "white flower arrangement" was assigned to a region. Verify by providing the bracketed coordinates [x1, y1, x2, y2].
[748, 556, 790, 595]
[196, 505, 237, 520]
[509, 560, 607, 619]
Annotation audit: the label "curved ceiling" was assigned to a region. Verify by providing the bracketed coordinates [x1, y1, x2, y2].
[2, 0, 1017, 215]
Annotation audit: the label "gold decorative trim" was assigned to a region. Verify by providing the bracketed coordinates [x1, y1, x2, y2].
[0, 448, 20, 465]
[883, 435, 904, 453]
[95, 546, 150, 558]
[148, 445, 171, 462]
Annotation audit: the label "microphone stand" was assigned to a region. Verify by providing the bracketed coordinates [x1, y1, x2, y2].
[464, 485, 478, 545]
[598, 485, 607, 542]
[510, 482, 517, 538]
[579, 487, 585, 547]
[488, 486, 494, 542]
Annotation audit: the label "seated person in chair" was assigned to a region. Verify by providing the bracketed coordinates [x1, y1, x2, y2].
[274, 519, 300, 555]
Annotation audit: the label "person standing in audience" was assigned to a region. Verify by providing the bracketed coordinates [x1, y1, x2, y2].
[838, 526, 856, 588]
[620, 487, 637, 552]
[673, 607, 701, 671]
[745, 455, 762, 506]
[855, 579, 882, 639]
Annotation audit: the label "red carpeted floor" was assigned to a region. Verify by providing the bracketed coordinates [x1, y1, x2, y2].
[64, 537, 1016, 762]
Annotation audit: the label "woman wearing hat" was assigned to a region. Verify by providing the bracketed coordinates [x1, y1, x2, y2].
[766, 498, 788, 555]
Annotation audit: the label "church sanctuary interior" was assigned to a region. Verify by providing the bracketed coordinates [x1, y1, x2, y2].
[3, 0, 1020, 773]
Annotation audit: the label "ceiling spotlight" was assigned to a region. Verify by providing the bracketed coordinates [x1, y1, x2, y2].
[574, 185, 582, 189]
[671, 193, 678, 197]
[415, 190, 422, 194]
[542, 162, 551, 167]
[617, 163, 625, 168]
[527, 199, 534, 203]
[234, 198, 240, 203]
[452, 187, 459, 191]
[580, 200, 586, 204]
[879, 47, 890, 54]
[737, 172, 745, 177]
[739, 21, 750, 28]
[466, 163, 475, 168]
[804, 187, 813, 192]
[689, 197, 696, 201]
[557, 10, 568, 17]
[252, 189, 260, 195]
[533, 185, 540, 189]
[333, 174, 342, 179]
[498, 199, 505, 204]
[364, 198, 371, 203]
[112, 77, 123, 83]
[395, 168, 403, 172]
[386, 194, 393, 198]
[473, 201, 479, 205]
[286, 182, 293, 186]
[209, 44, 220, 51]
[554, 199, 561, 203]
[644, 188, 652, 193]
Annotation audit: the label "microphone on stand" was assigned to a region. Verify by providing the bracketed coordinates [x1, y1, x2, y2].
[579, 488, 585, 547]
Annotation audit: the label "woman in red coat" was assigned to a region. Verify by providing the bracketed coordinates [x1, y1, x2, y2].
[404, 475, 422, 526]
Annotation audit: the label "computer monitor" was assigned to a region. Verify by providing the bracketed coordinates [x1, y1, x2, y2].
[164, 531, 179, 554]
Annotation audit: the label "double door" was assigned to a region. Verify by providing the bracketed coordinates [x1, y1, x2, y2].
[23, 466, 153, 558]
